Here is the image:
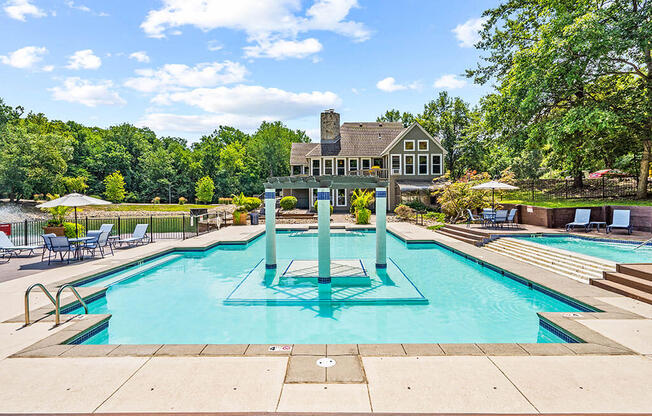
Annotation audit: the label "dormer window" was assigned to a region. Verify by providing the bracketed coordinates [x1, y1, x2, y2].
[404, 140, 415, 151]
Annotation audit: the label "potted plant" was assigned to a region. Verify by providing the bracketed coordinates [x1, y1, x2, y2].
[231, 193, 249, 225]
[41, 195, 68, 236]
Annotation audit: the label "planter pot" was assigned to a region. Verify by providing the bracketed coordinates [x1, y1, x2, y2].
[43, 226, 65, 236]
[233, 212, 248, 226]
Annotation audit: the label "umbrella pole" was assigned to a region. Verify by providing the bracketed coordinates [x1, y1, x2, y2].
[75, 207, 78, 238]
[492, 189, 495, 211]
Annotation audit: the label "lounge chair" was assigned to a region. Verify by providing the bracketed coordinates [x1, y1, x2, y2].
[607, 210, 633, 235]
[87, 223, 114, 238]
[0, 231, 40, 257]
[565, 209, 591, 232]
[47, 236, 76, 264]
[83, 231, 113, 258]
[115, 224, 149, 247]
[506, 208, 518, 229]
[466, 209, 482, 228]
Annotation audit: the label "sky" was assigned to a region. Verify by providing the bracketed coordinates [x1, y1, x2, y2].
[0, 0, 497, 142]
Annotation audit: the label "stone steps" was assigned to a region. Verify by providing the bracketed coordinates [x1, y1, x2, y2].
[590, 263, 652, 304]
[591, 279, 652, 305]
[435, 225, 486, 246]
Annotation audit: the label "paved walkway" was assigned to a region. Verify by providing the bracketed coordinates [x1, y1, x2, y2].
[0, 222, 651, 413]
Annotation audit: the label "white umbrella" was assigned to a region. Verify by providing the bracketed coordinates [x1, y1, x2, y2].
[471, 181, 519, 210]
[37, 193, 111, 237]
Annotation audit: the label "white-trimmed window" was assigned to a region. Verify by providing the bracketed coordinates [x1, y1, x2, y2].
[349, 158, 358, 173]
[404, 155, 415, 175]
[336, 189, 346, 206]
[311, 189, 318, 206]
[336, 159, 345, 175]
[324, 159, 333, 175]
[404, 140, 415, 151]
[361, 158, 371, 170]
[292, 165, 302, 175]
[418, 140, 429, 151]
[418, 155, 428, 175]
[391, 155, 401, 174]
[431, 154, 442, 175]
[312, 159, 321, 176]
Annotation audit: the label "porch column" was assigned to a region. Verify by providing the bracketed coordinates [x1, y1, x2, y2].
[317, 187, 331, 294]
[376, 187, 387, 268]
[265, 188, 276, 269]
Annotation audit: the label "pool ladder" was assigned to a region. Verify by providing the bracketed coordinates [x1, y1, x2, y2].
[24, 283, 88, 326]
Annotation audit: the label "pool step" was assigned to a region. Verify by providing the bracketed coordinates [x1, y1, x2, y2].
[590, 263, 652, 304]
[435, 225, 486, 246]
[483, 238, 616, 283]
[591, 279, 652, 305]
[616, 264, 652, 281]
[87, 254, 184, 287]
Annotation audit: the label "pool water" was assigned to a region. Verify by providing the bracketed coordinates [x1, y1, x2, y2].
[519, 235, 652, 264]
[72, 231, 586, 344]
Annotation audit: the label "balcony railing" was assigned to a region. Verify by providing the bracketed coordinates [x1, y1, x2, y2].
[294, 168, 389, 179]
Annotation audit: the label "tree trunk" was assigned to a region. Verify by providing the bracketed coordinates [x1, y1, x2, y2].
[573, 172, 583, 188]
[637, 140, 650, 199]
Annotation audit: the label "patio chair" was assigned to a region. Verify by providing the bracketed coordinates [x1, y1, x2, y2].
[115, 224, 149, 247]
[506, 208, 518, 229]
[490, 209, 509, 228]
[82, 231, 113, 258]
[466, 209, 482, 228]
[47, 236, 76, 265]
[481, 209, 495, 228]
[0, 231, 40, 257]
[606, 210, 633, 235]
[41, 233, 56, 262]
[565, 209, 591, 232]
[87, 223, 114, 238]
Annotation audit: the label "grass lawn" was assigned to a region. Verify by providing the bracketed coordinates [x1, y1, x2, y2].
[86, 203, 222, 212]
[500, 198, 652, 208]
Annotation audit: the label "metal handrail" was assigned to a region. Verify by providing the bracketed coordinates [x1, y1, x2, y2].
[634, 236, 652, 250]
[55, 284, 88, 326]
[24, 283, 56, 325]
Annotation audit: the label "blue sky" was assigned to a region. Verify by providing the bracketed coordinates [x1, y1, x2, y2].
[0, 0, 496, 142]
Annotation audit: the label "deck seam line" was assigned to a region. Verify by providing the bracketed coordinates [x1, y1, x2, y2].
[275, 356, 291, 411]
[91, 355, 153, 413]
[487, 355, 541, 413]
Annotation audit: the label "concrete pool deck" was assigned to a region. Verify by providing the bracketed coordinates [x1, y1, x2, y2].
[1, 222, 651, 413]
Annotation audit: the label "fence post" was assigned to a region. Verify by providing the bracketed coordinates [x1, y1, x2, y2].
[602, 177, 605, 199]
[196, 215, 199, 237]
[182, 214, 186, 240]
[117, 216, 121, 238]
[150, 215, 153, 243]
[565, 180, 568, 199]
[531, 180, 535, 201]
[24, 219, 28, 246]
[85, 217, 88, 234]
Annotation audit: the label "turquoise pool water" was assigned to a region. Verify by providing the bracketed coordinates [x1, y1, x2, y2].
[518, 235, 652, 264]
[71, 231, 586, 344]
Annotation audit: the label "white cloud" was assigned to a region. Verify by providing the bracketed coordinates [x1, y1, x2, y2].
[3, 0, 45, 21]
[376, 77, 419, 93]
[42, 64, 54, 72]
[65, 0, 90, 12]
[0, 46, 47, 69]
[433, 74, 467, 89]
[137, 112, 266, 134]
[154, 85, 340, 120]
[129, 51, 150, 63]
[49, 77, 126, 107]
[452, 17, 487, 48]
[207, 40, 223, 51]
[124, 61, 247, 93]
[243, 38, 322, 60]
[67, 49, 102, 70]
[140, 0, 369, 59]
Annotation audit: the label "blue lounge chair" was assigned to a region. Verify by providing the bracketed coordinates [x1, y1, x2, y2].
[115, 224, 149, 247]
[506, 208, 518, 229]
[566, 209, 591, 232]
[607, 210, 633, 235]
[0, 231, 40, 257]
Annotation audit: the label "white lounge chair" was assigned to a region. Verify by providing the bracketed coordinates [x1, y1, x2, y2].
[607, 210, 633, 235]
[0, 231, 40, 257]
[566, 209, 591, 232]
[115, 224, 149, 247]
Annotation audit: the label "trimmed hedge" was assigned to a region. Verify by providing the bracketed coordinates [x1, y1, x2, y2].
[280, 196, 298, 210]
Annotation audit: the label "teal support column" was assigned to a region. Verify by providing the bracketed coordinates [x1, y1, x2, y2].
[376, 187, 387, 268]
[265, 189, 276, 269]
[317, 187, 331, 294]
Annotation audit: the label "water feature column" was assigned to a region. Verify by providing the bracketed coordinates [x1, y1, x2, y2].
[376, 187, 387, 268]
[265, 188, 276, 269]
[317, 187, 331, 294]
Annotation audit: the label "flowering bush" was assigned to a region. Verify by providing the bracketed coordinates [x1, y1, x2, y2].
[394, 204, 414, 220]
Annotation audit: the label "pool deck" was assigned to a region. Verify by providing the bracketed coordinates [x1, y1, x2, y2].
[1, 223, 651, 413]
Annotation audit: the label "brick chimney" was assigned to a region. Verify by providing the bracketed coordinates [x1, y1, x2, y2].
[320, 109, 340, 143]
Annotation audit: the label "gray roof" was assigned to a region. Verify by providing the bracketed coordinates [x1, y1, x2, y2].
[299, 122, 406, 160]
[290, 142, 319, 165]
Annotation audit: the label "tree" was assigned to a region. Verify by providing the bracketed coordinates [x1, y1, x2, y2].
[247, 121, 310, 179]
[103, 171, 127, 202]
[62, 176, 88, 193]
[377, 109, 415, 127]
[195, 176, 215, 203]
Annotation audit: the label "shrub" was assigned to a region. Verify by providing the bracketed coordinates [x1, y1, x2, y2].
[151, 196, 161, 204]
[178, 197, 187, 205]
[356, 207, 371, 224]
[405, 199, 427, 212]
[280, 196, 297, 210]
[313, 200, 333, 214]
[124, 192, 138, 203]
[434, 171, 491, 222]
[424, 212, 446, 222]
[394, 204, 414, 220]
[244, 197, 261, 211]
[103, 171, 127, 202]
[350, 189, 375, 214]
[195, 176, 215, 203]
[63, 222, 85, 238]
[218, 197, 233, 204]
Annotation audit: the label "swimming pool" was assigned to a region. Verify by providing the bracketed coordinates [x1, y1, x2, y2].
[69, 231, 589, 344]
[518, 235, 652, 264]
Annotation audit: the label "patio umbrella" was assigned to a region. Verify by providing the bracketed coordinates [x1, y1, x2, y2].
[471, 181, 519, 210]
[36, 193, 111, 238]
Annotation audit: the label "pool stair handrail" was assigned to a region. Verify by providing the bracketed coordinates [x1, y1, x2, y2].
[55, 284, 88, 326]
[24, 283, 56, 325]
[634, 237, 652, 250]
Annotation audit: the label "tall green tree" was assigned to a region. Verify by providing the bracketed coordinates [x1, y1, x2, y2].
[377, 109, 415, 127]
[103, 171, 127, 202]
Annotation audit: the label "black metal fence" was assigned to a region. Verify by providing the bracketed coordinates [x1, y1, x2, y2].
[1, 212, 229, 247]
[505, 176, 650, 201]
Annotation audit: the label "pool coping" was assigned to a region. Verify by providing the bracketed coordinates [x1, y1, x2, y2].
[7, 223, 646, 359]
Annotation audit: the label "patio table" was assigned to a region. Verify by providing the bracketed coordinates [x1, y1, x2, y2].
[68, 237, 94, 260]
[588, 221, 607, 233]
